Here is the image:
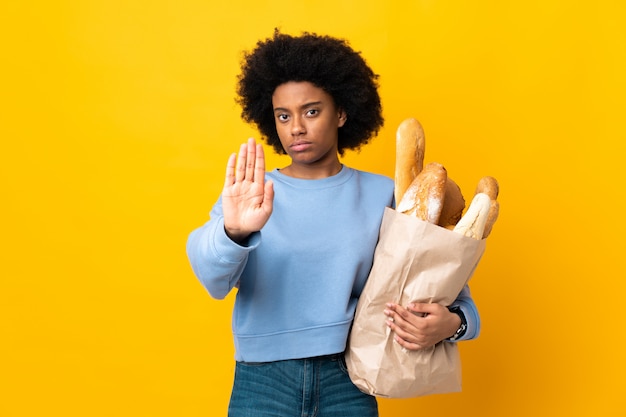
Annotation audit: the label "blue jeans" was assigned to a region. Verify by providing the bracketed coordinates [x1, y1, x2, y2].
[228, 353, 378, 417]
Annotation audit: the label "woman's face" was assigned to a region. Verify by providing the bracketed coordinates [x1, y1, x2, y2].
[272, 81, 346, 175]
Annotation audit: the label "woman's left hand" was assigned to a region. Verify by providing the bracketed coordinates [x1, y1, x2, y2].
[384, 302, 461, 350]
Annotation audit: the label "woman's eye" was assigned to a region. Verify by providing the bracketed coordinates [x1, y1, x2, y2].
[277, 114, 289, 122]
[306, 109, 319, 117]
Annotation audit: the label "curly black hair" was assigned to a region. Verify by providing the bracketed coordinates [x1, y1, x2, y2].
[236, 29, 384, 156]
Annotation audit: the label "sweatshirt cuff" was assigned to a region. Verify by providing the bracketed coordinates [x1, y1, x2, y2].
[212, 217, 261, 261]
[449, 301, 480, 342]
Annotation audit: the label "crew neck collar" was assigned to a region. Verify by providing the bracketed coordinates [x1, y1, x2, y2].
[269, 165, 353, 188]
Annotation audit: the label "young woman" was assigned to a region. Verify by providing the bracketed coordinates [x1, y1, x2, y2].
[187, 30, 480, 417]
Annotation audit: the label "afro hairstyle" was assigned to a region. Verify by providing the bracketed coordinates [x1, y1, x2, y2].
[236, 29, 384, 155]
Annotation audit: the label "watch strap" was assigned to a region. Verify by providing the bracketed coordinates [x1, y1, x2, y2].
[447, 306, 468, 341]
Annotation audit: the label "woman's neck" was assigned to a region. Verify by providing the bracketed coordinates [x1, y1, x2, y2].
[279, 159, 342, 179]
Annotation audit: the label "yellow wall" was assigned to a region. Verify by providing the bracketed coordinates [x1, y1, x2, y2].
[2, 1, 624, 415]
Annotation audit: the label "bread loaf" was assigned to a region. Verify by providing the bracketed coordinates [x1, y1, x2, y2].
[438, 177, 466, 229]
[393, 118, 500, 237]
[474, 176, 499, 238]
[453, 192, 491, 239]
[482, 200, 499, 238]
[394, 118, 425, 205]
[396, 162, 447, 224]
[475, 176, 499, 200]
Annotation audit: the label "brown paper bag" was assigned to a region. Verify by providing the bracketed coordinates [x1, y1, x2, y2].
[345, 207, 486, 398]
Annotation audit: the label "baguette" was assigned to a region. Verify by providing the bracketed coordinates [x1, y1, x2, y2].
[482, 200, 499, 238]
[453, 192, 491, 239]
[475, 176, 500, 238]
[394, 118, 425, 205]
[475, 176, 499, 200]
[396, 162, 447, 224]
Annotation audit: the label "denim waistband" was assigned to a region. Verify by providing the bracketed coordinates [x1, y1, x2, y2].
[240, 352, 344, 365]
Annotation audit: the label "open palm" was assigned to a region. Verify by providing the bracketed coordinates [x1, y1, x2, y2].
[221, 138, 274, 243]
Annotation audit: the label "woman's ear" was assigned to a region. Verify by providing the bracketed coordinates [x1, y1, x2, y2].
[338, 110, 348, 127]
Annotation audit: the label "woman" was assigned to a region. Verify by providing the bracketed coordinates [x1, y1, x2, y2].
[187, 30, 480, 417]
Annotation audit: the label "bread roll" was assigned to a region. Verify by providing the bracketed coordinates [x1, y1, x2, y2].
[438, 177, 466, 229]
[453, 192, 491, 239]
[396, 162, 447, 224]
[394, 118, 425, 204]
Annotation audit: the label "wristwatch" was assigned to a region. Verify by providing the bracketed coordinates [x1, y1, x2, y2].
[447, 306, 467, 341]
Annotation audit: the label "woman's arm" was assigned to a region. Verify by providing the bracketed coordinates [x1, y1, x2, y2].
[383, 284, 480, 350]
[186, 138, 274, 299]
[186, 209, 260, 299]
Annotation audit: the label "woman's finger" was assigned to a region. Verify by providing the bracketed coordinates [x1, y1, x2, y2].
[245, 137, 256, 181]
[388, 319, 419, 347]
[254, 143, 266, 185]
[235, 142, 247, 182]
[224, 153, 237, 187]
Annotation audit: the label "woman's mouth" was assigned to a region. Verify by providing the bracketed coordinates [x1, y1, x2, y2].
[290, 141, 312, 152]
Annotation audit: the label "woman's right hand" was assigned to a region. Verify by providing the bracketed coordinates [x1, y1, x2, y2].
[221, 138, 274, 244]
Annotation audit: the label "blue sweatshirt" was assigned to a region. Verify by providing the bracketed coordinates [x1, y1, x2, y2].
[187, 166, 480, 362]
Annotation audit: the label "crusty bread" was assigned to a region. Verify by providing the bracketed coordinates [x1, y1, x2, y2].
[475, 176, 499, 200]
[394, 118, 425, 205]
[482, 200, 499, 238]
[438, 177, 466, 229]
[396, 162, 447, 224]
[394, 118, 500, 236]
[474, 176, 500, 238]
[453, 192, 491, 239]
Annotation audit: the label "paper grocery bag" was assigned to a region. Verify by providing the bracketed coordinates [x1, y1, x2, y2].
[345, 207, 486, 398]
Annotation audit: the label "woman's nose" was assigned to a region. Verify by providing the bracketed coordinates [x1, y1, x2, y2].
[291, 116, 305, 135]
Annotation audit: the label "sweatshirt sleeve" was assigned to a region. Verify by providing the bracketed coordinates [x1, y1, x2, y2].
[186, 198, 261, 300]
[449, 284, 481, 341]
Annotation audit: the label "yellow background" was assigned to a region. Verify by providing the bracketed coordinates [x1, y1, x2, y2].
[2, 1, 624, 416]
